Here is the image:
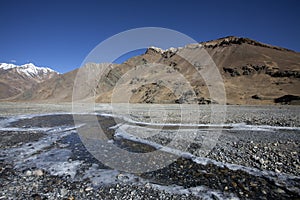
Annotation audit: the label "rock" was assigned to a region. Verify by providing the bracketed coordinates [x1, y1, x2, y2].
[85, 186, 93, 192]
[252, 155, 259, 161]
[274, 95, 300, 104]
[31, 194, 42, 200]
[25, 170, 32, 176]
[251, 95, 261, 100]
[276, 188, 286, 194]
[249, 182, 257, 187]
[60, 188, 68, 197]
[33, 169, 43, 176]
[275, 169, 281, 173]
[223, 67, 241, 77]
[231, 182, 237, 188]
[117, 173, 129, 181]
[259, 158, 265, 165]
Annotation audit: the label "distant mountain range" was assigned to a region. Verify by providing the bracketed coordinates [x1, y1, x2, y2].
[1, 36, 300, 104]
[0, 63, 58, 99]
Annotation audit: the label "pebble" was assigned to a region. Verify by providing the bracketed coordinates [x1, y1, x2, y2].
[60, 188, 68, 197]
[117, 173, 129, 181]
[85, 186, 93, 192]
[25, 170, 32, 176]
[276, 188, 286, 194]
[275, 168, 281, 173]
[259, 158, 265, 165]
[33, 169, 44, 176]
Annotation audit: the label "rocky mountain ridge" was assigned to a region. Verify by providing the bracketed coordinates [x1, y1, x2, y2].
[201, 36, 294, 52]
[1, 36, 300, 104]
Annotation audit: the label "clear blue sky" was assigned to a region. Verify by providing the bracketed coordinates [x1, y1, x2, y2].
[0, 0, 299, 73]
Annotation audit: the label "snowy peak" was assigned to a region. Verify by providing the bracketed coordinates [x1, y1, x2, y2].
[0, 63, 17, 70]
[0, 63, 59, 80]
[0, 62, 60, 99]
[147, 43, 202, 55]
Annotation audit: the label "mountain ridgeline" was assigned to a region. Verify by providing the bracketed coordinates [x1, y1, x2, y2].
[1, 36, 300, 105]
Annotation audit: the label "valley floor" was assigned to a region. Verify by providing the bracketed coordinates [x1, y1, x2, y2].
[0, 103, 299, 199]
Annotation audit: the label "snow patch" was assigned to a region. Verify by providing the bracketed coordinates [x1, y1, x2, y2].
[148, 43, 202, 54]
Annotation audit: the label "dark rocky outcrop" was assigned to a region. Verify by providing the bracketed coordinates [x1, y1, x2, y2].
[274, 95, 300, 104]
[251, 95, 261, 100]
[223, 64, 300, 78]
[266, 70, 300, 78]
[223, 67, 241, 77]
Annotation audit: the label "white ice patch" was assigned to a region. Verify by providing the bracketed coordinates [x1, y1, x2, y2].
[16, 148, 81, 178]
[230, 123, 300, 131]
[3, 127, 76, 160]
[0, 127, 58, 132]
[82, 163, 140, 186]
[100, 113, 300, 131]
[1, 120, 81, 178]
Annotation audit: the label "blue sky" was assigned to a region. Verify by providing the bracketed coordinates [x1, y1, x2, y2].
[0, 0, 299, 73]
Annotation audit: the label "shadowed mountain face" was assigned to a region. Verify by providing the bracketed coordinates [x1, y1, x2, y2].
[4, 36, 300, 104]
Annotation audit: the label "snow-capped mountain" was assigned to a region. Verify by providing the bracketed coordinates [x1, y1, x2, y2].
[0, 63, 58, 80]
[0, 63, 59, 99]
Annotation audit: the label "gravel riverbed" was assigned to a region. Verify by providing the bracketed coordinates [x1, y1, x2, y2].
[0, 103, 299, 199]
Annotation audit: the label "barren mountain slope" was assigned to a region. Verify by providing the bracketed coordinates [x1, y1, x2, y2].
[94, 36, 300, 104]
[11, 69, 78, 102]
[9, 36, 300, 104]
[203, 36, 300, 104]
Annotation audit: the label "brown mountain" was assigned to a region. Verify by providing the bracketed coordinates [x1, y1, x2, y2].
[203, 36, 300, 104]
[7, 36, 300, 104]
[14, 68, 78, 102]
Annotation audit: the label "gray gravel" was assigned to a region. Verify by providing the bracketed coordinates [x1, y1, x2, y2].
[0, 161, 201, 200]
[0, 103, 299, 199]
